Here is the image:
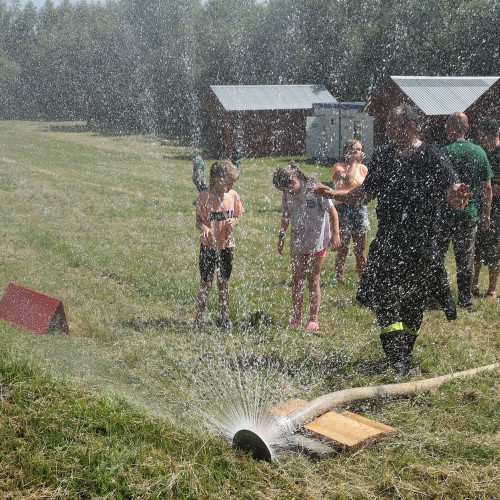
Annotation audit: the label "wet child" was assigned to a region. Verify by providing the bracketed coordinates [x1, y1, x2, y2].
[332, 139, 369, 283]
[273, 164, 340, 330]
[195, 161, 243, 328]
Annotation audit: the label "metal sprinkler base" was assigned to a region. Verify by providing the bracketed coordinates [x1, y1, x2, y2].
[232, 429, 272, 462]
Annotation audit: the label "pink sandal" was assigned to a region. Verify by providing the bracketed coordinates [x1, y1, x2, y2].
[307, 321, 320, 331]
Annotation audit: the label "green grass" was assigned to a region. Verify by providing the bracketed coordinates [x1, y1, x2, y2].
[0, 121, 499, 498]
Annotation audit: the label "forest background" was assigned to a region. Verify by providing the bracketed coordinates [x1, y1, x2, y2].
[0, 0, 498, 145]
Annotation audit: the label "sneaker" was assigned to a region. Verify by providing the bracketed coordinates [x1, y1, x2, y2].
[485, 291, 497, 300]
[289, 317, 301, 327]
[307, 321, 320, 331]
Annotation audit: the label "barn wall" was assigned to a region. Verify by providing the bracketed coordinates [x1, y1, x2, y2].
[201, 90, 226, 156]
[202, 89, 311, 158]
[229, 109, 309, 157]
[467, 80, 500, 132]
[366, 79, 500, 148]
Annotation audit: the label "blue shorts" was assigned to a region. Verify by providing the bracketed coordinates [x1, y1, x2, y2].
[336, 203, 370, 232]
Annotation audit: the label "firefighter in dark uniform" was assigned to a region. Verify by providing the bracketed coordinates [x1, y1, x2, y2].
[314, 104, 471, 376]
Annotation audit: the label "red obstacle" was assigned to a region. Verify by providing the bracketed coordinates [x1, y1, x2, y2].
[0, 283, 69, 334]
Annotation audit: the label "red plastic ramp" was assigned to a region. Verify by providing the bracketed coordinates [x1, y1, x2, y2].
[0, 282, 69, 334]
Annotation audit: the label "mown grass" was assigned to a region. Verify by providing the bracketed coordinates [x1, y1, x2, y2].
[0, 120, 498, 498]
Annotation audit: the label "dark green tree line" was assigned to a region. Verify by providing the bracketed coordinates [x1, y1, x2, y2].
[0, 0, 497, 141]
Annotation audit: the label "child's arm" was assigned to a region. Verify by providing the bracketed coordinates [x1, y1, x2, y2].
[277, 215, 289, 255]
[328, 205, 341, 251]
[196, 221, 213, 245]
[226, 191, 243, 229]
[332, 163, 346, 189]
[196, 208, 214, 246]
[313, 184, 374, 204]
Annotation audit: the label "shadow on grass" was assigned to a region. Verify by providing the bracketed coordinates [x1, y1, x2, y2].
[238, 309, 277, 330]
[231, 348, 351, 379]
[163, 154, 194, 160]
[43, 124, 89, 133]
[126, 308, 278, 333]
[125, 316, 192, 332]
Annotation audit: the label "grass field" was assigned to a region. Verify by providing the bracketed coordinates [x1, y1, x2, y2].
[0, 120, 498, 498]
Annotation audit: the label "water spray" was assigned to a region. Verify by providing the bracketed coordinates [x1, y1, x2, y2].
[232, 363, 499, 461]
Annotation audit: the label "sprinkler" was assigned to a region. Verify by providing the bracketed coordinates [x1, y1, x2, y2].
[232, 429, 273, 462]
[232, 363, 499, 461]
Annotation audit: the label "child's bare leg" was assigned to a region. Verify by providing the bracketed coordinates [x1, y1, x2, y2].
[217, 278, 230, 322]
[335, 230, 350, 283]
[352, 230, 368, 278]
[307, 255, 325, 322]
[195, 281, 212, 323]
[291, 254, 306, 320]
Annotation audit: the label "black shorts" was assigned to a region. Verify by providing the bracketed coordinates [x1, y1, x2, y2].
[475, 214, 500, 266]
[199, 245, 234, 282]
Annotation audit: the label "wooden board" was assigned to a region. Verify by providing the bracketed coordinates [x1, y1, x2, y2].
[304, 411, 398, 449]
[339, 411, 398, 435]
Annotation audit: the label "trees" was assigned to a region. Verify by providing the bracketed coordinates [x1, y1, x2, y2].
[0, 0, 496, 137]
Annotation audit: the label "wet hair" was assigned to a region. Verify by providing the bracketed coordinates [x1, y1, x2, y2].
[392, 103, 424, 132]
[341, 139, 362, 162]
[272, 164, 311, 189]
[477, 118, 499, 137]
[209, 161, 238, 186]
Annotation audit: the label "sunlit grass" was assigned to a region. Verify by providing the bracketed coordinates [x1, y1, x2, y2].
[0, 120, 498, 497]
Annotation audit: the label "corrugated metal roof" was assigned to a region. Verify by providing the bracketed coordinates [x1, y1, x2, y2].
[392, 76, 499, 115]
[210, 85, 337, 111]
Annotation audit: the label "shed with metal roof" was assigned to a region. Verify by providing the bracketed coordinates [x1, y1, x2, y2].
[202, 85, 337, 157]
[365, 76, 500, 146]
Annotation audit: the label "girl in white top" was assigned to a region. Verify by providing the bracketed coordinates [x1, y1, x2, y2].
[274, 165, 340, 330]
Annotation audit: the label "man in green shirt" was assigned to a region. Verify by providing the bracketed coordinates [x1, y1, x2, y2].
[439, 112, 493, 311]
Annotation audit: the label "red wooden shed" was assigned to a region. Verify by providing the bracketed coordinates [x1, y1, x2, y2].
[202, 85, 337, 158]
[365, 76, 500, 146]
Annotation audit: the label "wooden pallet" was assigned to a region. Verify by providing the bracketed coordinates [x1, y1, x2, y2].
[304, 410, 398, 449]
[271, 399, 398, 452]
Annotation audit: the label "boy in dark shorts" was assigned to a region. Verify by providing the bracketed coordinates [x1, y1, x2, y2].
[194, 161, 243, 328]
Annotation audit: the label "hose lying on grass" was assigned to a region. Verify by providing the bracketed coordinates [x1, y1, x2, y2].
[233, 363, 500, 461]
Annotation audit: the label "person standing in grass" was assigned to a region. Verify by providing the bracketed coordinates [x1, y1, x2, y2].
[473, 118, 500, 299]
[273, 164, 341, 331]
[314, 104, 471, 376]
[192, 149, 209, 193]
[194, 161, 243, 329]
[332, 139, 370, 284]
[438, 112, 492, 312]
